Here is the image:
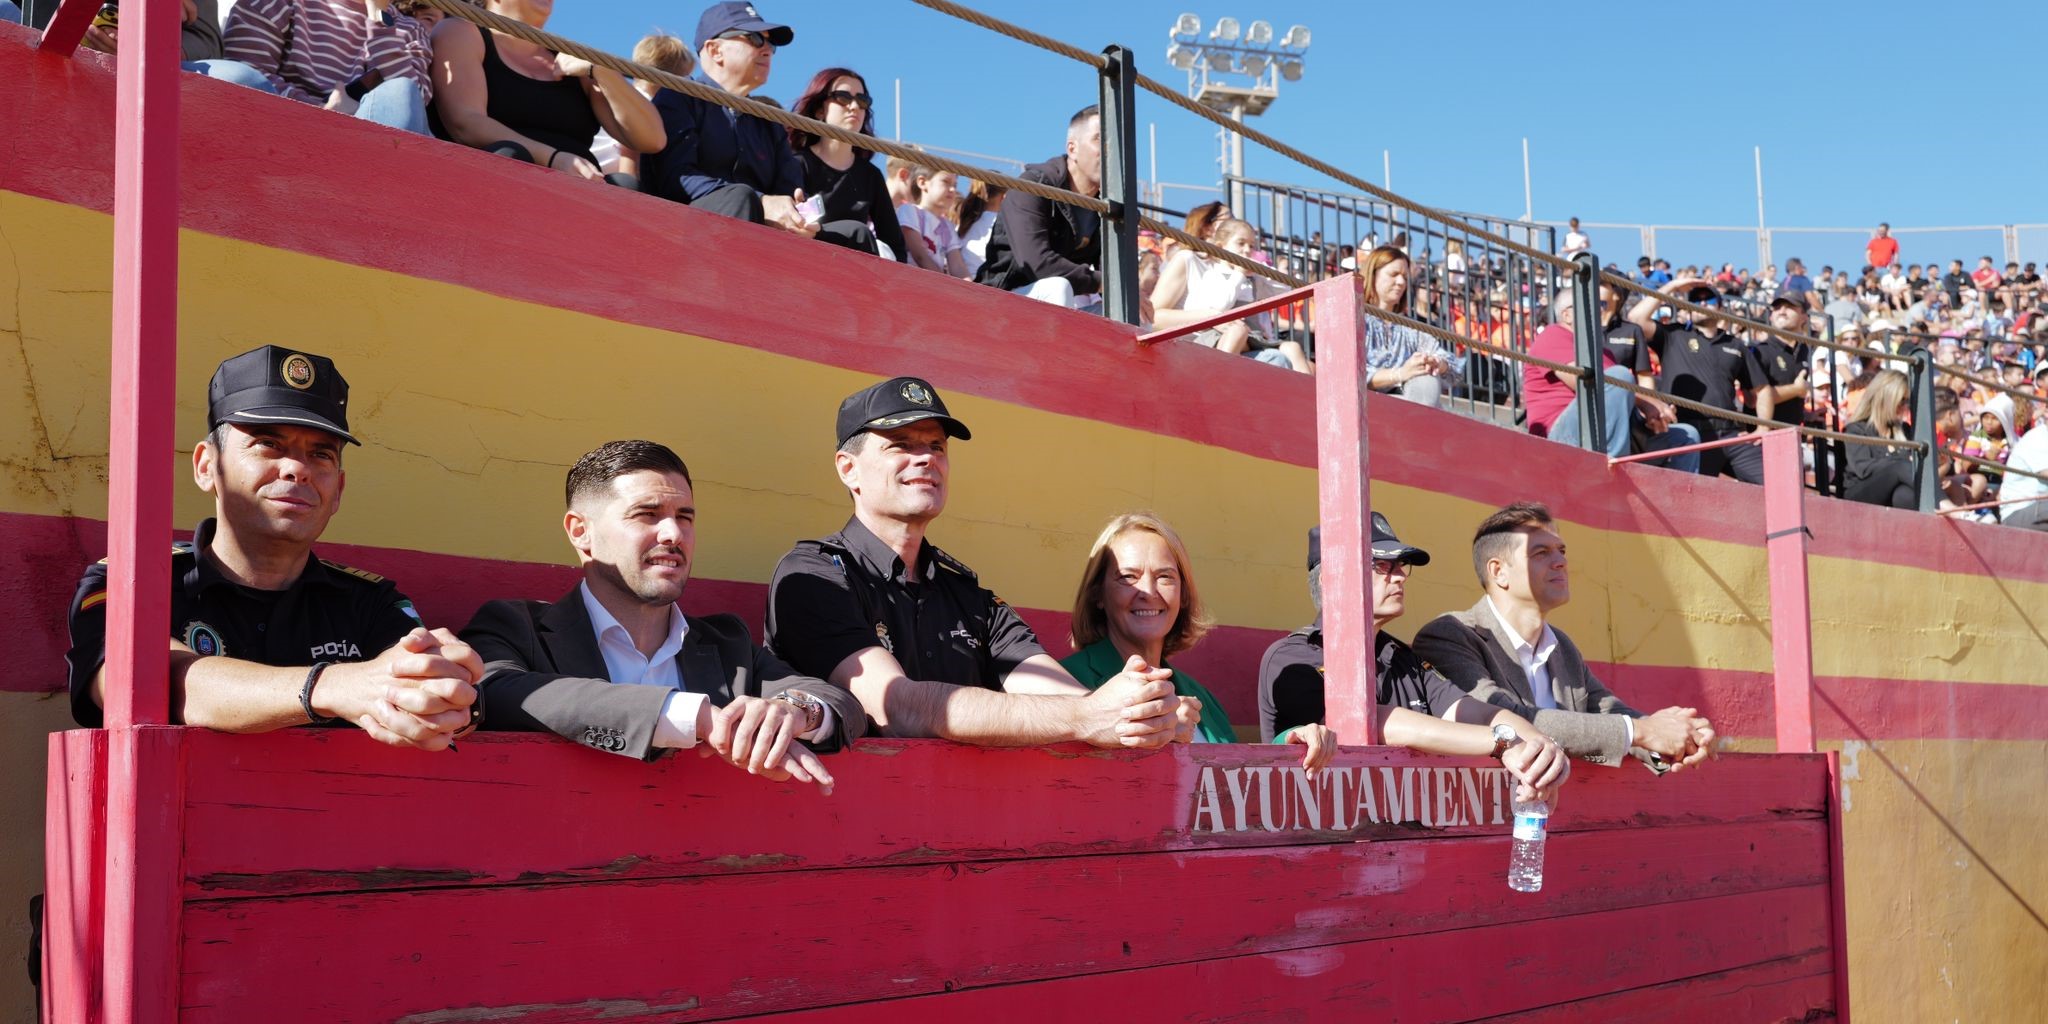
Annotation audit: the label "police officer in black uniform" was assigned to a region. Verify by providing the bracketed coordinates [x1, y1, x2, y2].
[767, 376, 1194, 747]
[1644, 282, 1766, 483]
[64, 346, 481, 748]
[1255, 518, 1567, 799]
[1750, 294, 1814, 429]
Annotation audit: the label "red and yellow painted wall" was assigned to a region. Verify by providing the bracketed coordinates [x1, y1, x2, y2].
[2, 27, 2043, 1022]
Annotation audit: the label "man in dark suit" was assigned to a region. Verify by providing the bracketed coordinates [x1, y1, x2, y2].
[463, 440, 862, 791]
[1413, 502, 1713, 773]
[639, 2, 815, 236]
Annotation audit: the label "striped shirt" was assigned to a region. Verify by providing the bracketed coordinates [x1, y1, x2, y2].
[224, 0, 432, 107]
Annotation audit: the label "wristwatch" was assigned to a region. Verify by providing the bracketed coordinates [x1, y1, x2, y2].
[772, 690, 825, 735]
[1489, 724, 1520, 759]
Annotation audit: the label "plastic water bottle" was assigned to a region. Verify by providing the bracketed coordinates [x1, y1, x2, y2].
[1507, 797, 1548, 892]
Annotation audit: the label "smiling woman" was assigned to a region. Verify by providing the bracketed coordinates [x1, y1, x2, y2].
[1060, 512, 1237, 744]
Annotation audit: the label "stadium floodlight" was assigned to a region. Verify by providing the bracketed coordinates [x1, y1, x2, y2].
[1173, 13, 1201, 38]
[1206, 49, 1236, 73]
[1239, 53, 1268, 77]
[1280, 24, 1311, 50]
[1245, 20, 1274, 46]
[1211, 17, 1240, 42]
[1277, 57, 1304, 81]
[1166, 43, 1198, 70]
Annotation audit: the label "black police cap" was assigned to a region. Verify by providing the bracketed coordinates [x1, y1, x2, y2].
[207, 345, 358, 445]
[1307, 512, 1431, 571]
[836, 376, 972, 446]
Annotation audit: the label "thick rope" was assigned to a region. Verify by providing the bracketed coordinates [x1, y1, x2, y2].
[411, 0, 1108, 214]
[1597, 272, 1909, 365]
[1139, 217, 1305, 288]
[910, 0, 1107, 68]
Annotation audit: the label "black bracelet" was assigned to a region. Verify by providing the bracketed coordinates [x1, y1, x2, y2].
[301, 662, 336, 724]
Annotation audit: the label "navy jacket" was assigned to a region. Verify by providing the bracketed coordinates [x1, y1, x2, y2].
[641, 76, 802, 204]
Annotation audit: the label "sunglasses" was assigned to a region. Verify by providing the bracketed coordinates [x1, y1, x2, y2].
[1371, 559, 1410, 577]
[717, 29, 774, 49]
[826, 89, 874, 110]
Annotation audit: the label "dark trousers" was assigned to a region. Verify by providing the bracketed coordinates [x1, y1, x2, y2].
[1697, 430, 1766, 484]
[1845, 458, 1919, 509]
[686, 181, 766, 223]
[815, 219, 879, 256]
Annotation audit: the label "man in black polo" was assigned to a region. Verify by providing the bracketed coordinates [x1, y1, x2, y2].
[1751, 294, 1814, 430]
[64, 346, 480, 749]
[973, 106, 1102, 310]
[1255, 518, 1566, 802]
[1631, 279, 1764, 482]
[767, 376, 1194, 747]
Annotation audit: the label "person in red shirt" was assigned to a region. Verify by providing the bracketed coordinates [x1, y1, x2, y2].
[1865, 223, 1899, 269]
[1972, 256, 2003, 299]
[1523, 292, 1699, 472]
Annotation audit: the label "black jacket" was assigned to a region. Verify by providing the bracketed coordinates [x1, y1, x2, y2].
[463, 585, 864, 760]
[973, 155, 1100, 294]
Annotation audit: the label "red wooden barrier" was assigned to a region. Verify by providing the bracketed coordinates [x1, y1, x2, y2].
[47, 730, 1842, 1022]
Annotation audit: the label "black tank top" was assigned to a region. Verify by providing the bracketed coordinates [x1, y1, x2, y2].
[476, 29, 601, 164]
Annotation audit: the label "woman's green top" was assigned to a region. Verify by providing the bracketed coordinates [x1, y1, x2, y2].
[1058, 638, 1238, 744]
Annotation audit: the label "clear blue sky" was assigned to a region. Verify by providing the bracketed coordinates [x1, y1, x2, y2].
[548, 1, 2048, 274]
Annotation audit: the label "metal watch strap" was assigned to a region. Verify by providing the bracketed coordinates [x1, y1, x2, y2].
[774, 691, 824, 734]
[301, 662, 336, 724]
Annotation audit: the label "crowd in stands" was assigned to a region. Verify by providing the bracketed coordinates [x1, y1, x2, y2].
[15, 0, 2046, 528]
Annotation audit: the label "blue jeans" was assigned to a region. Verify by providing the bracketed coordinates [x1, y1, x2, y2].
[0, 1, 23, 24]
[183, 59, 278, 93]
[181, 61, 427, 136]
[1552, 366, 1702, 473]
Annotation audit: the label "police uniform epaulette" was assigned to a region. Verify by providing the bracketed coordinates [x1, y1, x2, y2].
[929, 548, 977, 579]
[320, 559, 386, 584]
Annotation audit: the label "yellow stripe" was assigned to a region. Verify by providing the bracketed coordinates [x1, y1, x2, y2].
[77, 591, 106, 611]
[1, 192, 2042, 689]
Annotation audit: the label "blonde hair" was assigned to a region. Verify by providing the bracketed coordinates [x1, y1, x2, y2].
[632, 33, 693, 77]
[1850, 369, 1913, 439]
[885, 154, 929, 202]
[1067, 512, 1213, 658]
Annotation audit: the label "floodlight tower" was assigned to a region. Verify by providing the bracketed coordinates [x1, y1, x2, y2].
[1165, 14, 1310, 216]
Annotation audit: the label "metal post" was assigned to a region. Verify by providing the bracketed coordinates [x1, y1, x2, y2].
[1762, 429, 1816, 754]
[1096, 44, 1141, 326]
[1910, 349, 1939, 513]
[1312, 276, 1377, 746]
[103, 1, 185, 1019]
[1570, 252, 1607, 452]
[1227, 103, 1246, 215]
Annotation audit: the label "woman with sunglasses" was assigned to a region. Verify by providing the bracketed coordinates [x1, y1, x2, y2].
[429, 0, 664, 188]
[788, 68, 908, 260]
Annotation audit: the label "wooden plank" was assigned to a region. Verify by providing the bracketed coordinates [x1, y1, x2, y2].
[102, 726, 185, 1024]
[176, 824, 1826, 1023]
[1460, 948, 1834, 1023]
[763, 886, 1834, 1024]
[41, 730, 107, 1024]
[1764, 429, 1816, 754]
[176, 732, 1829, 899]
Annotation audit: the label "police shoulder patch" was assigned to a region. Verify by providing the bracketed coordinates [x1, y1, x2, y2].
[321, 560, 387, 584]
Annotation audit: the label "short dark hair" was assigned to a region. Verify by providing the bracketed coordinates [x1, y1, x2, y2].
[1069, 104, 1100, 130]
[837, 431, 869, 457]
[565, 440, 692, 509]
[1471, 501, 1554, 587]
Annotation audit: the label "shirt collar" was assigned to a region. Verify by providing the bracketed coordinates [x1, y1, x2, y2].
[837, 515, 936, 584]
[579, 580, 687, 664]
[1483, 594, 1557, 664]
[183, 517, 343, 595]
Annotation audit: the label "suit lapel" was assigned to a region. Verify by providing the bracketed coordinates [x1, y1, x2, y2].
[537, 585, 607, 679]
[1470, 598, 1538, 705]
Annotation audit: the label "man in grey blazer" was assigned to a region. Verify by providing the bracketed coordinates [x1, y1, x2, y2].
[1413, 501, 1713, 773]
[463, 440, 863, 791]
